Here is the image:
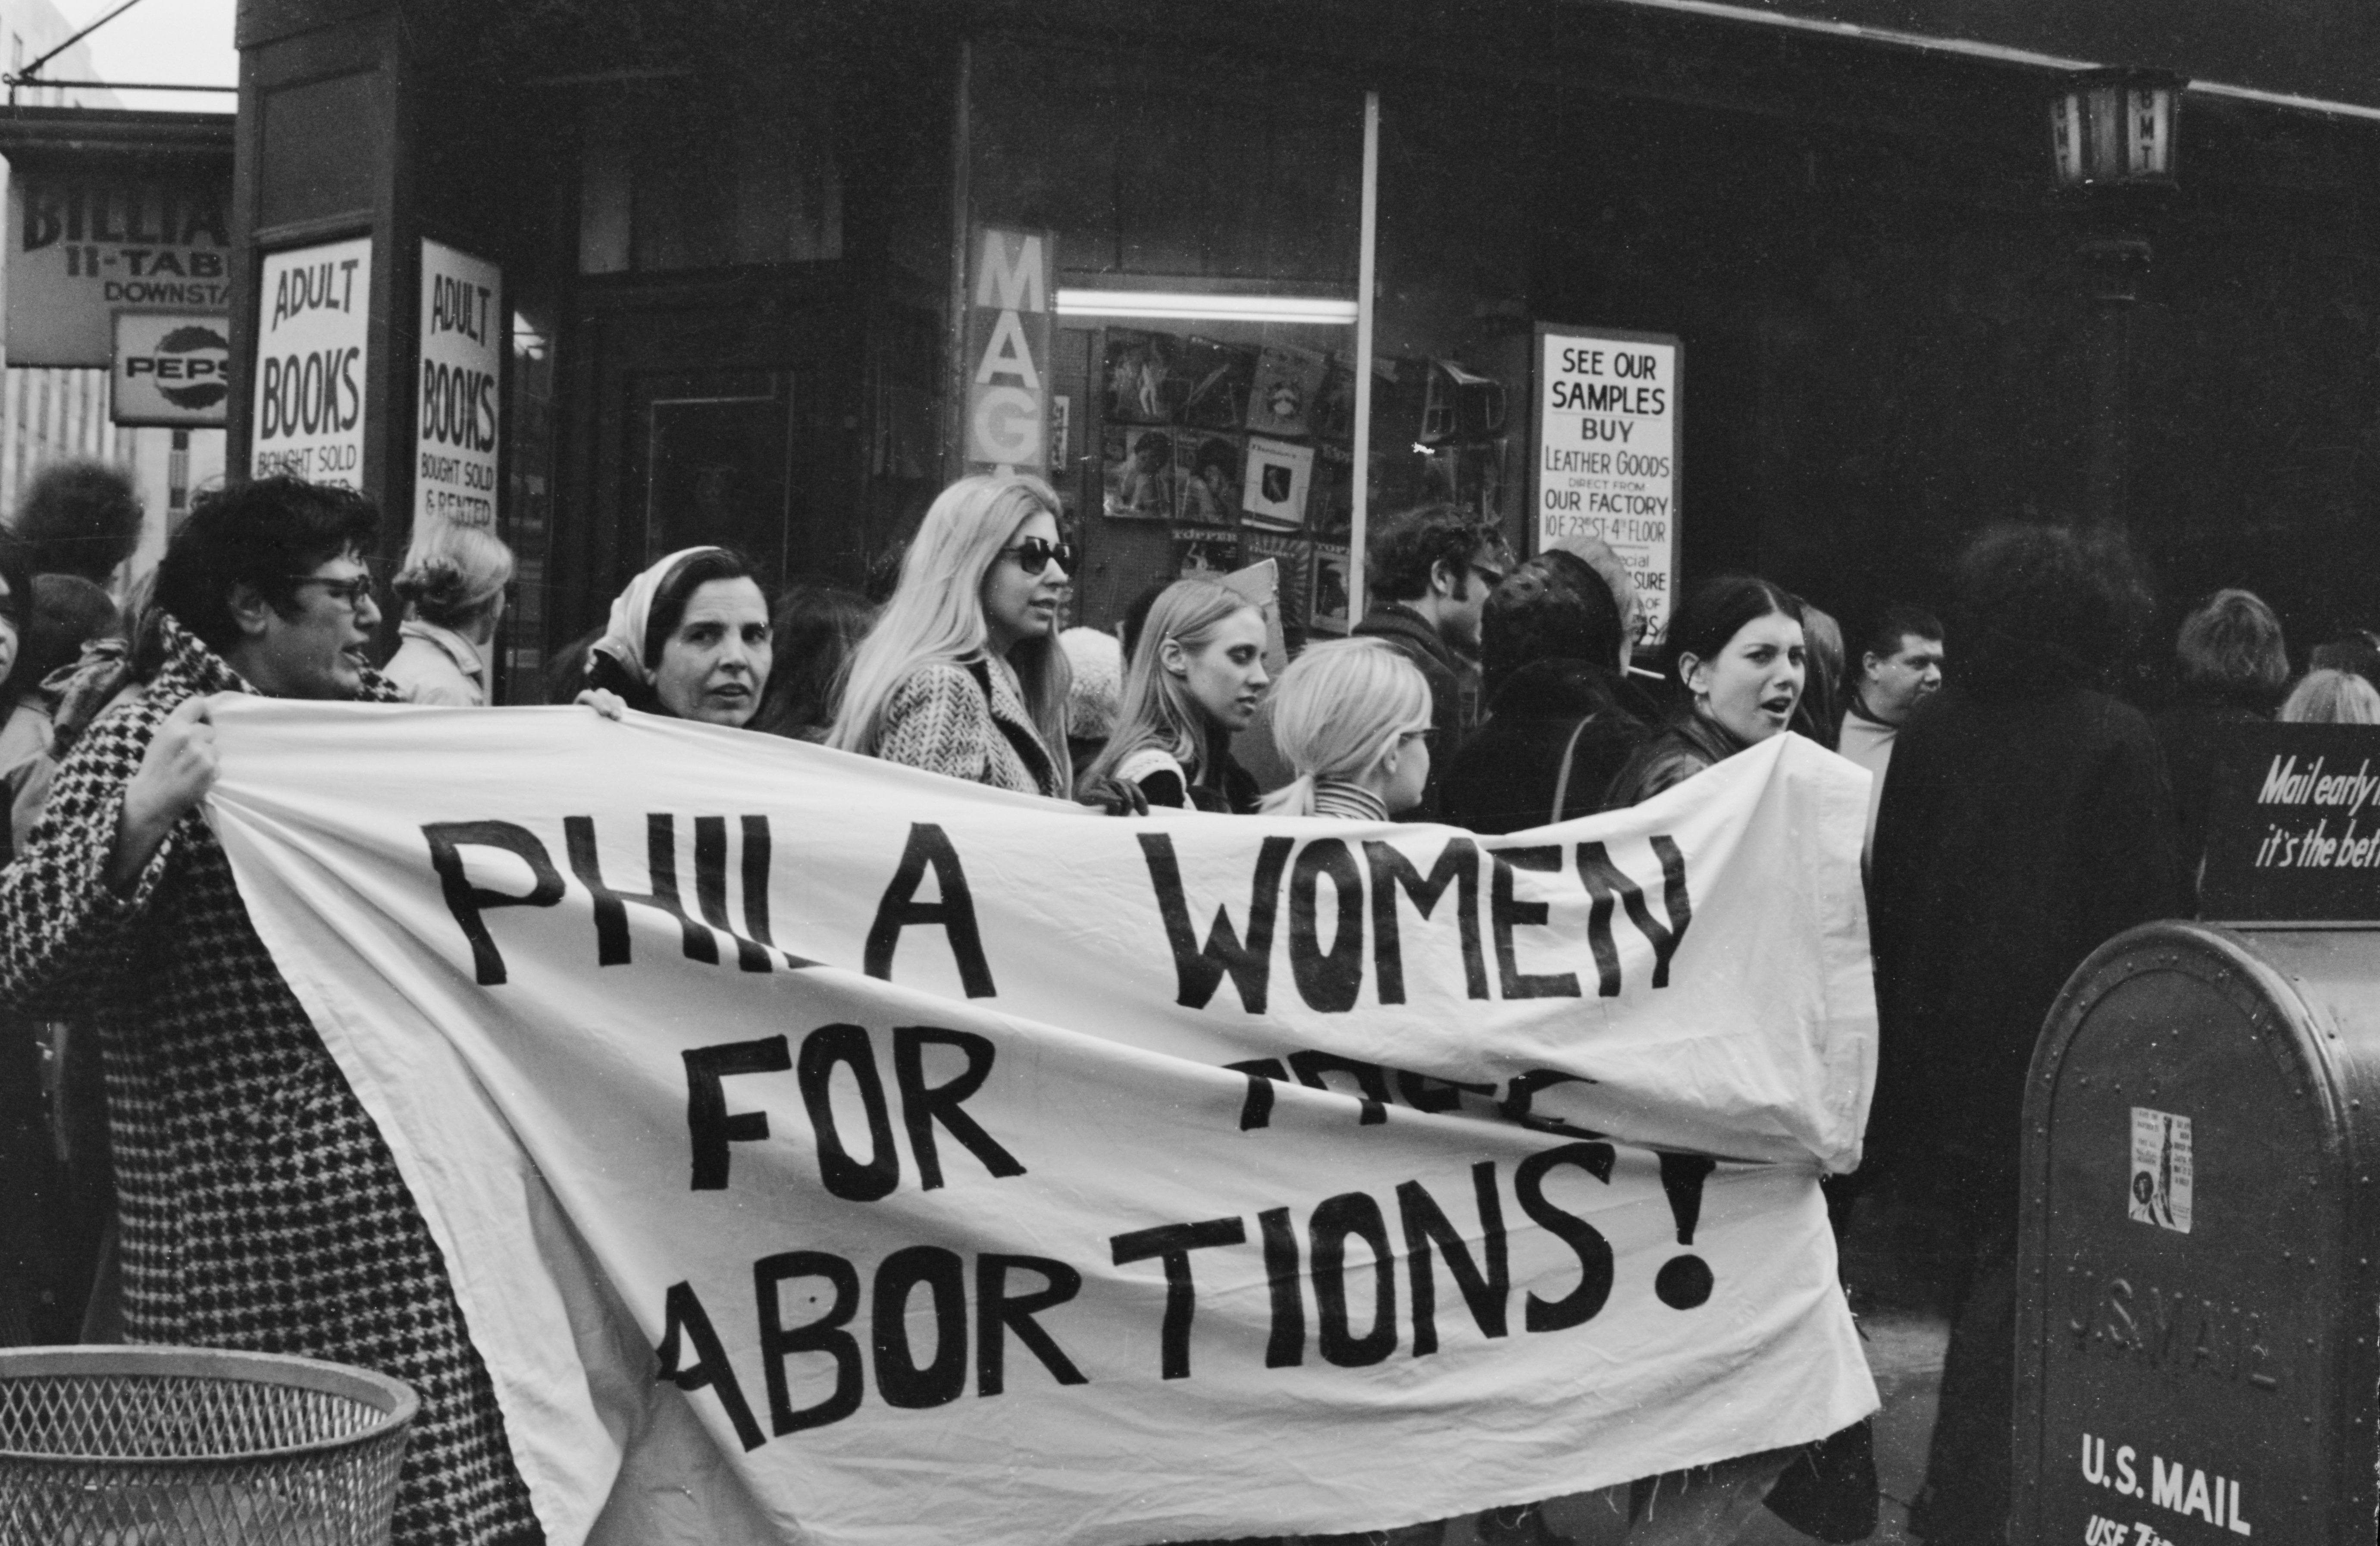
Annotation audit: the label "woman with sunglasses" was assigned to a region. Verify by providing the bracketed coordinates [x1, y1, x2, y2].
[1082, 577, 1268, 813]
[1258, 638, 1434, 820]
[831, 475, 1074, 798]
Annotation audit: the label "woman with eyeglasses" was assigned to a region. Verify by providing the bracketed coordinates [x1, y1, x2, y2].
[830, 474, 1074, 798]
[383, 523, 514, 706]
[1257, 638, 1434, 820]
[1081, 577, 1268, 813]
[581, 546, 774, 728]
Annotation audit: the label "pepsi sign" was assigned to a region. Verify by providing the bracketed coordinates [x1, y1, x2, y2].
[112, 311, 230, 427]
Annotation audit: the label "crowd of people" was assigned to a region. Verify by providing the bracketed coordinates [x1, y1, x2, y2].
[1, 459, 2375, 1546]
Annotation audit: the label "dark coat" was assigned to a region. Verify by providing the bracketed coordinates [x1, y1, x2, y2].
[0, 615, 539, 1546]
[1867, 685, 2184, 1223]
[1442, 659, 1647, 834]
[1599, 710, 1748, 811]
[2149, 690, 2267, 906]
[1353, 604, 1466, 821]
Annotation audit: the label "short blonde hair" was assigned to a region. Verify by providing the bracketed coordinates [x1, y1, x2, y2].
[393, 523, 513, 630]
[1258, 639, 1431, 815]
[2279, 668, 2380, 725]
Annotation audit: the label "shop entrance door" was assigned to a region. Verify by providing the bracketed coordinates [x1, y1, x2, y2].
[558, 278, 861, 654]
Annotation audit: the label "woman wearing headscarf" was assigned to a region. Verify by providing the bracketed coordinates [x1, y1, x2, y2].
[830, 474, 1073, 797]
[581, 546, 773, 727]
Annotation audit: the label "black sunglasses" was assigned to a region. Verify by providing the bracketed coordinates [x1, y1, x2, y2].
[1002, 538, 1077, 577]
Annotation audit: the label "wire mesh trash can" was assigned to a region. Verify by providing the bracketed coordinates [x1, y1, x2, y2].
[0, 1345, 418, 1545]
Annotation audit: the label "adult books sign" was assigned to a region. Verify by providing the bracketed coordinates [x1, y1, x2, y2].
[251, 237, 372, 489]
[1531, 324, 1682, 646]
[414, 239, 504, 536]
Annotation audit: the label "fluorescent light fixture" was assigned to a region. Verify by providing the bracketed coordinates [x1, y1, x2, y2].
[1055, 288, 1359, 325]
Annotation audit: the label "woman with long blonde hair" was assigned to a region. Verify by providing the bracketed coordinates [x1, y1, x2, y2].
[1258, 638, 1434, 820]
[1083, 578, 1268, 812]
[831, 474, 1074, 797]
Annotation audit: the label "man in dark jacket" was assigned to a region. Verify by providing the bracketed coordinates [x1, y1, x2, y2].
[1354, 502, 1507, 819]
[1443, 551, 1644, 833]
[1869, 524, 2183, 1546]
[2148, 588, 2287, 905]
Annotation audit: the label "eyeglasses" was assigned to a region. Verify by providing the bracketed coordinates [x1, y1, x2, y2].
[286, 572, 376, 609]
[1001, 538, 1077, 577]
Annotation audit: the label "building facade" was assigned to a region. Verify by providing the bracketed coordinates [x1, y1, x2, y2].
[227, 0, 2380, 699]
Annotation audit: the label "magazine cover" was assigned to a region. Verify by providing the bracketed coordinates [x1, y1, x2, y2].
[1245, 529, 1312, 636]
[1175, 432, 1244, 525]
[1174, 525, 1244, 579]
[1102, 424, 1177, 520]
[1178, 337, 1257, 431]
[1241, 436, 1315, 530]
[1245, 342, 1328, 438]
[1312, 443, 1354, 539]
[1309, 542, 1352, 633]
[1314, 353, 1359, 445]
[1103, 329, 1181, 424]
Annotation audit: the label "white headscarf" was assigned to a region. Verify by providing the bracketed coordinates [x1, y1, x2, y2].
[590, 547, 727, 687]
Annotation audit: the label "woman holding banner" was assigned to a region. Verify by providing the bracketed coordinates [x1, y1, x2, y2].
[581, 545, 774, 728]
[0, 478, 540, 1546]
[831, 474, 1074, 798]
[1602, 576, 1806, 809]
[1080, 577, 1268, 812]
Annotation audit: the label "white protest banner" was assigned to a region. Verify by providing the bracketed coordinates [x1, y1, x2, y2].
[204, 707, 1877, 1546]
[251, 237, 371, 488]
[414, 239, 503, 537]
[1533, 323, 1681, 644]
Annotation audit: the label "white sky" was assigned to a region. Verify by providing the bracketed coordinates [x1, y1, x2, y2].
[56, 0, 237, 111]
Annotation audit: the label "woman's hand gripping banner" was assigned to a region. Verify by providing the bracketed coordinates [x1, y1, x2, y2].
[204, 702, 1879, 1546]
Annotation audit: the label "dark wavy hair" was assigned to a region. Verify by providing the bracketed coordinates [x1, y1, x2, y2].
[1481, 550, 1624, 699]
[1662, 574, 1803, 693]
[150, 477, 379, 666]
[11, 459, 143, 583]
[754, 583, 875, 739]
[1368, 502, 1506, 605]
[585, 547, 764, 710]
[1949, 523, 2151, 698]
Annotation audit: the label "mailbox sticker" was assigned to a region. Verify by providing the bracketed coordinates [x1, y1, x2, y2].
[2129, 1107, 2193, 1233]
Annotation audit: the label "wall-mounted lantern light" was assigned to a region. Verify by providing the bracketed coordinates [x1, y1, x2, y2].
[2050, 68, 2183, 191]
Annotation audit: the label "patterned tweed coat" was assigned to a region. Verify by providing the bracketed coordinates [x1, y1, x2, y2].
[877, 656, 1066, 797]
[0, 615, 542, 1546]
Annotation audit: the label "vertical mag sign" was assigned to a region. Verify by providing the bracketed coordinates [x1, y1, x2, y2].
[251, 236, 373, 490]
[413, 239, 504, 543]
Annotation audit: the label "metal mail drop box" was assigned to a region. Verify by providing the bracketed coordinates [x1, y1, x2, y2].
[2013, 921, 2380, 1546]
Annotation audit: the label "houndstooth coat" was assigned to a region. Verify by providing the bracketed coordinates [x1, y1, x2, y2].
[0, 615, 542, 1546]
[876, 656, 1066, 798]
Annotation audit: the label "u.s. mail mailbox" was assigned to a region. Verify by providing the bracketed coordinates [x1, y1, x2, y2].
[2012, 919, 2380, 1546]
